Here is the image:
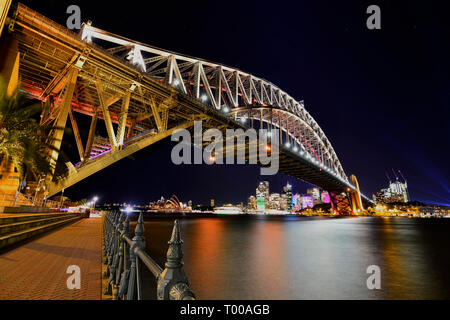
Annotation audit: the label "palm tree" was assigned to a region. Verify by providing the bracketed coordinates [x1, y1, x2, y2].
[0, 80, 62, 183]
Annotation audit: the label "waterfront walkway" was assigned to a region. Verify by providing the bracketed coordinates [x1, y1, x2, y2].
[0, 217, 102, 300]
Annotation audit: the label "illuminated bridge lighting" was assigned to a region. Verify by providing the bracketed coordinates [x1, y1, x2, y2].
[8, 4, 374, 205]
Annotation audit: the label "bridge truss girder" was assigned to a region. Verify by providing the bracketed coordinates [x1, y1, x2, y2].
[80, 23, 347, 181]
[7, 4, 372, 203]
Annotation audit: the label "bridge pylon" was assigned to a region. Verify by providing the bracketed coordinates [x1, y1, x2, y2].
[329, 175, 364, 215]
[330, 192, 353, 215]
[349, 175, 364, 214]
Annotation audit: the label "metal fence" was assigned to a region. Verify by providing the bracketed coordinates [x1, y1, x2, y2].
[102, 211, 196, 300]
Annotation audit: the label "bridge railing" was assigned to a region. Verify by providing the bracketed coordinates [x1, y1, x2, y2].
[0, 193, 63, 209]
[102, 211, 196, 300]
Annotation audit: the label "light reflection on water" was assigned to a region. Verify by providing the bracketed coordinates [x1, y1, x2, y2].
[135, 216, 450, 300]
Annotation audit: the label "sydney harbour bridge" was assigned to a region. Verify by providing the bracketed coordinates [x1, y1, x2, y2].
[0, 3, 371, 214]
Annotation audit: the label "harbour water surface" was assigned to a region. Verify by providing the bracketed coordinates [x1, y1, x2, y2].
[133, 215, 450, 299]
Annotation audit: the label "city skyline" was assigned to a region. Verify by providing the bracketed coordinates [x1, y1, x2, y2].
[96, 176, 406, 210]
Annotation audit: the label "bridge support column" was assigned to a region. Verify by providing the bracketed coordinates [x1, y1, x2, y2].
[96, 79, 118, 151]
[330, 191, 353, 216]
[48, 67, 79, 175]
[84, 107, 99, 161]
[0, 34, 19, 97]
[0, 34, 21, 196]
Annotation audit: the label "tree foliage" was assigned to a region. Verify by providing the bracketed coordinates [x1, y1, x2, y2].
[0, 80, 62, 180]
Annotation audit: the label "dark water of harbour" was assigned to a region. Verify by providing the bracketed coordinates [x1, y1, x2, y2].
[131, 215, 450, 300]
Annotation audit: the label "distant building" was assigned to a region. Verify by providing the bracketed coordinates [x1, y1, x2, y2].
[280, 193, 287, 210]
[248, 196, 256, 210]
[307, 188, 321, 205]
[210, 199, 215, 207]
[292, 193, 301, 211]
[283, 182, 293, 211]
[375, 180, 410, 203]
[268, 193, 281, 209]
[300, 195, 314, 209]
[321, 191, 330, 204]
[389, 180, 409, 202]
[256, 181, 269, 211]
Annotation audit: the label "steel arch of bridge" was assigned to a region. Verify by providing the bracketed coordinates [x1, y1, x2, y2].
[4, 4, 372, 205]
[81, 24, 348, 182]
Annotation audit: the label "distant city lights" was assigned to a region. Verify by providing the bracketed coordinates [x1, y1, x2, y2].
[125, 206, 134, 213]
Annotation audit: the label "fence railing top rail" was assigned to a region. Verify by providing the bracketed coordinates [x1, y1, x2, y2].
[103, 211, 195, 300]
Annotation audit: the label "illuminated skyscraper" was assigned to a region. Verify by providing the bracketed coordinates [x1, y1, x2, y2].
[389, 180, 409, 202]
[283, 182, 293, 211]
[256, 181, 269, 211]
[307, 188, 321, 205]
[375, 173, 410, 204]
[321, 191, 330, 204]
[248, 196, 256, 210]
[269, 193, 281, 209]
[300, 195, 314, 209]
[292, 193, 301, 210]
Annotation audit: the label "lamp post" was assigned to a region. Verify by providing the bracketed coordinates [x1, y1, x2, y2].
[33, 176, 45, 204]
[92, 196, 99, 211]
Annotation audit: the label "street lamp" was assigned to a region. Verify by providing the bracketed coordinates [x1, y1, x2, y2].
[92, 196, 99, 210]
[34, 176, 45, 203]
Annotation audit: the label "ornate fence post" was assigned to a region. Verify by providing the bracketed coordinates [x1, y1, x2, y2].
[105, 212, 120, 295]
[157, 220, 195, 300]
[104, 212, 117, 278]
[103, 212, 113, 278]
[112, 213, 125, 300]
[102, 213, 107, 263]
[127, 212, 146, 300]
[118, 215, 131, 299]
[106, 213, 115, 260]
[102, 213, 109, 277]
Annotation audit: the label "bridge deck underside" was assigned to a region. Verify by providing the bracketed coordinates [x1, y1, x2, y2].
[278, 151, 349, 192]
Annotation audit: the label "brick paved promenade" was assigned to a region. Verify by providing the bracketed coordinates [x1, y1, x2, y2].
[0, 217, 102, 300]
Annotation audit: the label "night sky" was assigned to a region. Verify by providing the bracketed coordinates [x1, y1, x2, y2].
[18, 0, 449, 206]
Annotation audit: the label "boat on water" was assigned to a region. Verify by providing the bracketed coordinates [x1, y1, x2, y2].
[213, 206, 243, 215]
